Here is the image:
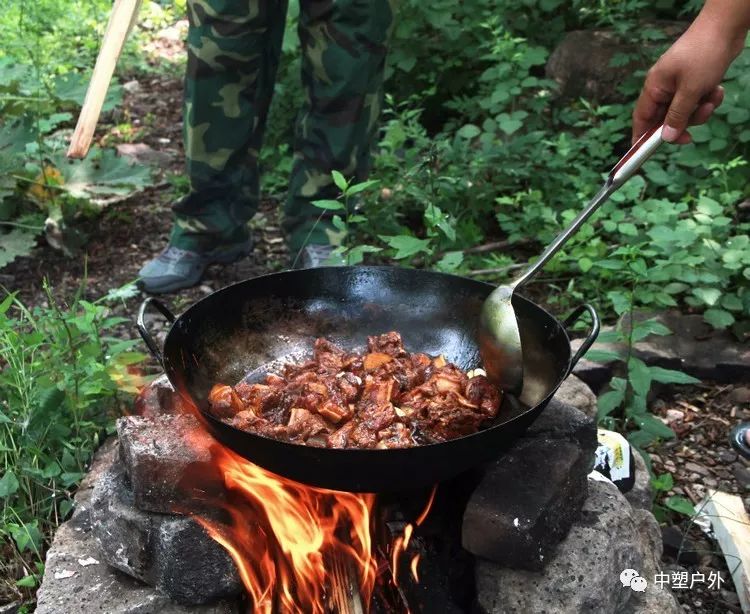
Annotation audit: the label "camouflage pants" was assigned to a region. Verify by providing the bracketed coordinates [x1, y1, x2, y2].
[171, 0, 395, 252]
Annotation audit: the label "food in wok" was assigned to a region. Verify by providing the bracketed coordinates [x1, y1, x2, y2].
[208, 331, 501, 449]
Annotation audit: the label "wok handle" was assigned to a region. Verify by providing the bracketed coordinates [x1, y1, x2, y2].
[563, 303, 600, 375]
[136, 297, 176, 368]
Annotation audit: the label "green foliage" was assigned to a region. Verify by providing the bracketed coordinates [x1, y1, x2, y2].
[0, 282, 149, 594]
[651, 471, 697, 522]
[0, 2, 159, 269]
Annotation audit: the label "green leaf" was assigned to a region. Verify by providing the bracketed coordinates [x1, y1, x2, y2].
[345, 179, 379, 196]
[585, 348, 621, 363]
[0, 470, 19, 498]
[456, 124, 481, 139]
[664, 495, 695, 517]
[311, 199, 345, 211]
[42, 461, 61, 479]
[0, 228, 39, 269]
[55, 149, 154, 200]
[651, 473, 673, 491]
[649, 366, 700, 385]
[692, 287, 721, 306]
[597, 388, 625, 418]
[631, 318, 671, 342]
[344, 244, 381, 265]
[330, 170, 348, 192]
[704, 308, 735, 329]
[618, 222, 638, 236]
[39, 386, 66, 415]
[0, 291, 16, 315]
[627, 357, 652, 397]
[436, 251, 464, 272]
[578, 257, 593, 273]
[627, 429, 656, 448]
[379, 235, 432, 259]
[633, 414, 675, 439]
[15, 575, 37, 588]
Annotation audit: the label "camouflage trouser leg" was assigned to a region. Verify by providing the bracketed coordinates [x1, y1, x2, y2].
[284, 0, 396, 251]
[171, 0, 288, 251]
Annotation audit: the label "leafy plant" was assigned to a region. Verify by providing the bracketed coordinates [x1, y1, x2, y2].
[651, 472, 696, 522]
[0, 281, 149, 601]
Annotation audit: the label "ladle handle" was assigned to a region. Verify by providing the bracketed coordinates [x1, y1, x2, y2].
[510, 124, 664, 290]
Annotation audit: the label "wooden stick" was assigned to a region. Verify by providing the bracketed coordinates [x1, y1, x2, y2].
[701, 490, 750, 613]
[66, 0, 142, 159]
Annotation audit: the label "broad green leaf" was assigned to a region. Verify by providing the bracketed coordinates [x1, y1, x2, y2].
[585, 348, 621, 363]
[633, 414, 675, 439]
[703, 308, 735, 329]
[664, 495, 695, 517]
[457, 124, 481, 139]
[631, 318, 671, 342]
[627, 357, 652, 397]
[345, 179, 379, 196]
[15, 575, 37, 588]
[578, 257, 593, 273]
[436, 251, 464, 272]
[311, 199, 345, 211]
[331, 170, 348, 192]
[597, 389, 625, 418]
[344, 244, 381, 265]
[651, 473, 673, 491]
[0, 470, 19, 497]
[42, 461, 61, 479]
[628, 429, 657, 449]
[691, 287, 721, 306]
[0, 291, 16, 315]
[379, 235, 432, 259]
[55, 149, 154, 200]
[0, 228, 38, 269]
[649, 366, 700, 385]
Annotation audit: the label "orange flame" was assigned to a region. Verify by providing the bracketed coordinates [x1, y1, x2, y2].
[197, 443, 377, 613]
[390, 485, 437, 586]
[161, 379, 437, 611]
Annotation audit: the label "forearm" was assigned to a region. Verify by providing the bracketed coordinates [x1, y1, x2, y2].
[693, 0, 750, 55]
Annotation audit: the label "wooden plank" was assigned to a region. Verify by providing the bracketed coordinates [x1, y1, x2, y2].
[701, 490, 750, 613]
[66, 0, 142, 159]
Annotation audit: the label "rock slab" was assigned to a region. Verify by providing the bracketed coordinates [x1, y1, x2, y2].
[475, 477, 680, 614]
[36, 440, 240, 614]
[90, 458, 242, 605]
[462, 399, 597, 570]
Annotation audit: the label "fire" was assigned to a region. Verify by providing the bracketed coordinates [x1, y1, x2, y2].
[147, 380, 435, 612]
[196, 442, 377, 613]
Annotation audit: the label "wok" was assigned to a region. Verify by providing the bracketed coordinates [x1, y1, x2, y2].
[137, 266, 599, 492]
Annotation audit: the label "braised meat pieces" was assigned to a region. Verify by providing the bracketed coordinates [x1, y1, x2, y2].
[208, 332, 501, 449]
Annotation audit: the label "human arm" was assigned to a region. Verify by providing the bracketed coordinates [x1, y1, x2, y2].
[632, 0, 750, 144]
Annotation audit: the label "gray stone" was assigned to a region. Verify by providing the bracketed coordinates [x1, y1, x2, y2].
[553, 375, 598, 419]
[90, 458, 242, 605]
[624, 450, 653, 511]
[463, 437, 591, 570]
[475, 477, 642, 614]
[117, 414, 225, 514]
[132, 375, 187, 418]
[545, 24, 686, 103]
[621, 510, 680, 614]
[525, 398, 597, 452]
[571, 355, 616, 393]
[36, 441, 240, 614]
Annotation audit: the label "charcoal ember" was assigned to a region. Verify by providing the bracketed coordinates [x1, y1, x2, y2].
[90, 458, 242, 605]
[462, 437, 591, 571]
[117, 414, 226, 514]
[133, 375, 190, 417]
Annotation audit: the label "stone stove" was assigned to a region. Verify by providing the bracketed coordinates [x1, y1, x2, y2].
[35, 376, 679, 614]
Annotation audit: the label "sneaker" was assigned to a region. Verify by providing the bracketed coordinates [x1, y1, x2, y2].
[137, 239, 252, 294]
[292, 244, 345, 269]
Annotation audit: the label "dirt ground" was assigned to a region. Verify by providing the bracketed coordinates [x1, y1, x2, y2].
[3, 32, 749, 614]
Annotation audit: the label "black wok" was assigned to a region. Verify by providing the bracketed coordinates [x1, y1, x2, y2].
[137, 266, 598, 492]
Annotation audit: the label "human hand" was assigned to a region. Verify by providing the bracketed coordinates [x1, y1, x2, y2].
[632, 10, 747, 144]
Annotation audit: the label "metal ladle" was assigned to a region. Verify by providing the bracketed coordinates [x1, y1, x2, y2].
[479, 124, 664, 395]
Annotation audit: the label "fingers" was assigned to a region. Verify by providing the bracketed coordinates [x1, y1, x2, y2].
[662, 86, 705, 142]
